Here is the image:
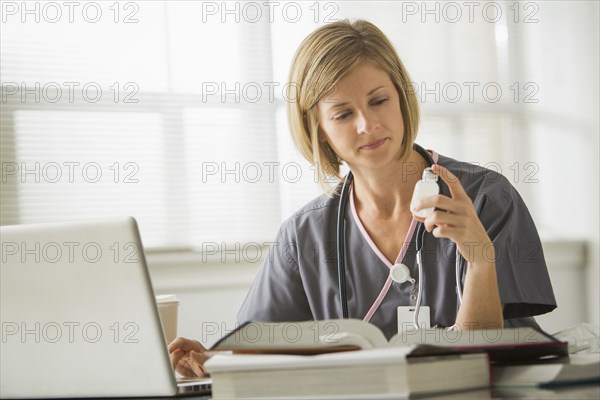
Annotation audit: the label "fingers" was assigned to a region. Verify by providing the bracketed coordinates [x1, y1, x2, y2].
[168, 337, 206, 354]
[171, 348, 183, 369]
[169, 338, 209, 378]
[177, 359, 197, 378]
[171, 348, 192, 376]
[411, 165, 471, 218]
[412, 194, 459, 216]
[189, 350, 210, 377]
[431, 164, 468, 201]
[171, 348, 208, 378]
[423, 210, 462, 233]
[411, 165, 492, 263]
[168, 337, 185, 353]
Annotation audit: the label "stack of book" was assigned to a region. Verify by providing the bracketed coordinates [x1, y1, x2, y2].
[206, 346, 488, 399]
[202, 319, 579, 399]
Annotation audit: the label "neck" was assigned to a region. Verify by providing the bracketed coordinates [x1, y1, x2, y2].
[351, 148, 429, 218]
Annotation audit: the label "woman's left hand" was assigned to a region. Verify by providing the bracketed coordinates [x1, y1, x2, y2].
[411, 164, 493, 265]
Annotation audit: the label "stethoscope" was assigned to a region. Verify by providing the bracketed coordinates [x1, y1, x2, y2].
[336, 143, 463, 329]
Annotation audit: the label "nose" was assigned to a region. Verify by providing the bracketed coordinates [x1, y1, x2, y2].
[355, 109, 379, 135]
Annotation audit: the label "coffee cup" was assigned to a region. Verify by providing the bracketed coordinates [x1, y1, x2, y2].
[155, 294, 179, 344]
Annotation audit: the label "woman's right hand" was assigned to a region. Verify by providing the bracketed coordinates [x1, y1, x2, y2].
[168, 337, 209, 377]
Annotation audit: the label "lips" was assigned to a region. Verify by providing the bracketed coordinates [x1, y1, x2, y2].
[360, 138, 387, 150]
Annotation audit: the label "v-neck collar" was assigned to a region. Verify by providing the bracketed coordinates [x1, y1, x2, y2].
[347, 149, 439, 269]
[349, 184, 418, 268]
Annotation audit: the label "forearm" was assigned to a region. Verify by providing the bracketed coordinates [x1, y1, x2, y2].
[454, 253, 504, 330]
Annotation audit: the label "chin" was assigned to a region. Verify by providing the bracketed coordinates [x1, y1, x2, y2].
[355, 155, 397, 171]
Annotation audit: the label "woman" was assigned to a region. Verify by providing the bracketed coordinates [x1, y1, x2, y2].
[170, 19, 556, 377]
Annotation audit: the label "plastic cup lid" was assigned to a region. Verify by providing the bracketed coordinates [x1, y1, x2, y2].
[156, 294, 178, 303]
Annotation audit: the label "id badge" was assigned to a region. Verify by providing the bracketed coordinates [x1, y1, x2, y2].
[397, 305, 430, 333]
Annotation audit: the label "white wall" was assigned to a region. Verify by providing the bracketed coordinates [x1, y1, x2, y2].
[520, 1, 599, 326]
[535, 241, 589, 332]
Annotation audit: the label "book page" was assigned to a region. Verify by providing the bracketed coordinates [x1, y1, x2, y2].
[205, 346, 416, 373]
[211, 319, 390, 351]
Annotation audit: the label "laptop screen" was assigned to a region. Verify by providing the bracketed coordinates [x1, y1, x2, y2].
[1, 217, 180, 398]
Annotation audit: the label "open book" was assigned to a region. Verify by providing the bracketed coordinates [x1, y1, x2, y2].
[210, 319, 568, 362]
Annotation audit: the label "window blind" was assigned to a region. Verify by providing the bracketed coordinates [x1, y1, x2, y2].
[1, 1, 306, 248]
[2, 1, 597, 249]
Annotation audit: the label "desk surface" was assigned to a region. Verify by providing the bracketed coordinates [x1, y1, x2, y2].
[28, 382, 599, 399]
[158, 382, 600, 400]
[427, 382, 600, 399]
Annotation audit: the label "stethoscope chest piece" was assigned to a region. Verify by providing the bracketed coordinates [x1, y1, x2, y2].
[390, 263, 413, 284]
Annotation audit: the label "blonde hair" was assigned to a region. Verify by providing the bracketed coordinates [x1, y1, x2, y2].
[286, 19, 420, 196]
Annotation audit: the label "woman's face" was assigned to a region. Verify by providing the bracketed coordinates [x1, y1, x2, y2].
[317, 61, 405, 173]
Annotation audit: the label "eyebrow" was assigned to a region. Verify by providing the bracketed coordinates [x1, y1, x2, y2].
[326, 86, 386, 110]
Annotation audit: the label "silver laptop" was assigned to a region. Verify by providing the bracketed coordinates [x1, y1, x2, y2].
[0, 217, 211, 398]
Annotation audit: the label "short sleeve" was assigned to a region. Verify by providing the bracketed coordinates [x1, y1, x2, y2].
[237, 225, 313, 324]
[474, 174, 557, 319]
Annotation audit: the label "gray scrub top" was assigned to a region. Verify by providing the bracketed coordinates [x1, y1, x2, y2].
[237, 151, 557, 339]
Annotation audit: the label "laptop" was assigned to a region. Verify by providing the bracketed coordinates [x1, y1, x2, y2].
[0, 217, 211, 398]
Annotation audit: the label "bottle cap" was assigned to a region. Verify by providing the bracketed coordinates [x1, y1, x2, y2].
[422, 167, 438, 182]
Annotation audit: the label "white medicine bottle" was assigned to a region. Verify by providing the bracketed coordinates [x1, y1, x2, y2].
[410, 167, 439, 218]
